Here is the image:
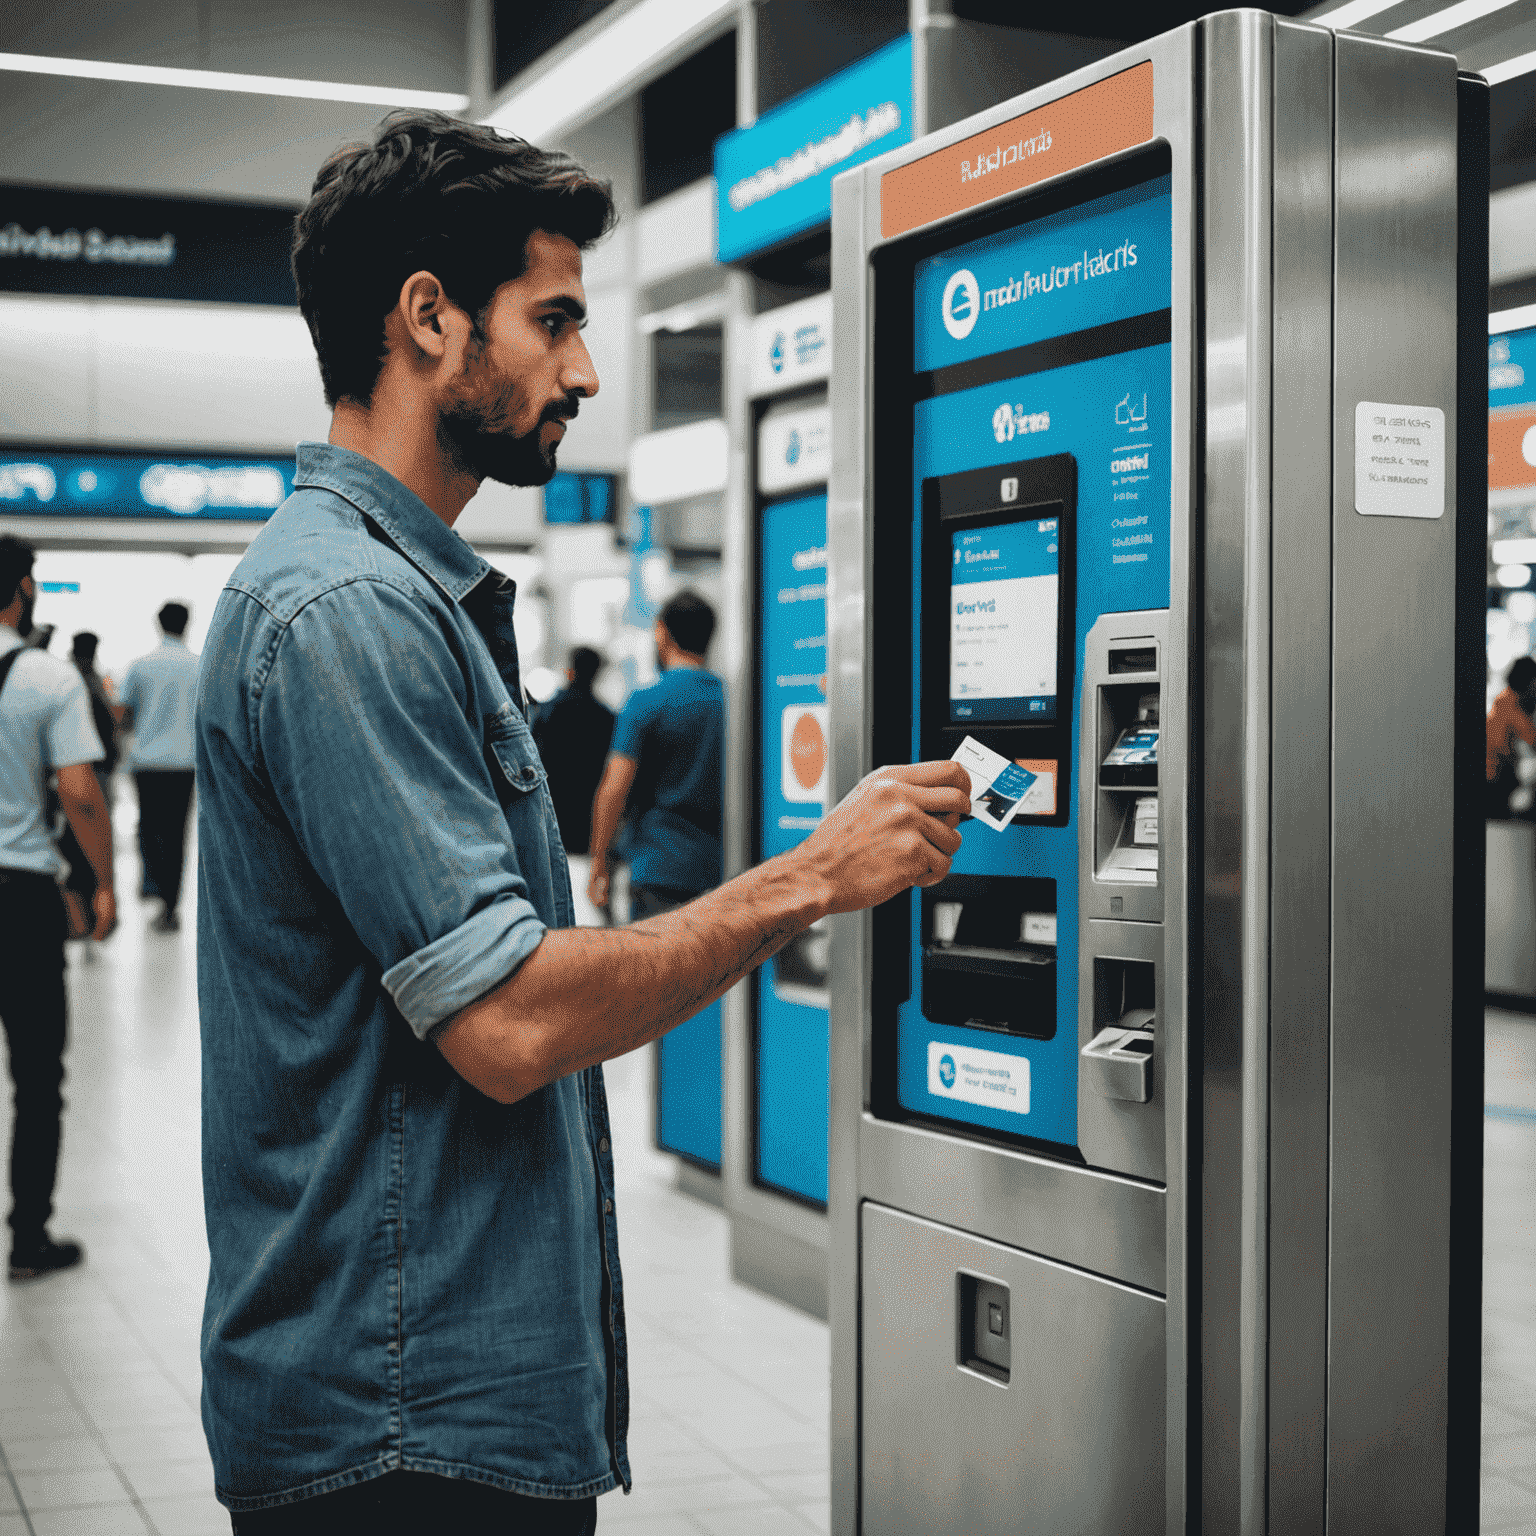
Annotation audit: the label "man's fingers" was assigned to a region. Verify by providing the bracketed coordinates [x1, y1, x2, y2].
[877, 760, 973, 793]
[920, 818, 963, 857]
[909, 784, 972, 820]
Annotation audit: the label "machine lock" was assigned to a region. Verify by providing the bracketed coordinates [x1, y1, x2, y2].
[1080, 1007, 1155, 1103]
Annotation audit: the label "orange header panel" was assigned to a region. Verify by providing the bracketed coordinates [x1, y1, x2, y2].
[880, 62, 1155, 240]
[1490, 408, 1536, 491]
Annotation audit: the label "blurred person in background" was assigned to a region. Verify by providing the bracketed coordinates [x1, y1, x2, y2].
[70, 631, 120, 789]
[120, 602, 199, 933]
[533, 645, 614, 855]
[0, 535, 116, 1282]
[56, 631, 122, 930]
[1488, 654, 1536, 818]
[586, 592, 724, 922]
[195, 111, 969, 1533]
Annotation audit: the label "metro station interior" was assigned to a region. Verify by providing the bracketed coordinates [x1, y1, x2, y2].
[2, 1, 1536, 1532]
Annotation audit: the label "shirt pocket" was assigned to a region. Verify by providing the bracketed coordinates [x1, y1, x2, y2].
[483, 703, 563, 923]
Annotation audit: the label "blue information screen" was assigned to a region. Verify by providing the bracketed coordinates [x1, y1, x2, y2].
[0, 448, 294, 520]
[892, 167, 1173, 1150]
[950, 516, 1060, 723]
[755, 493, 829, 1205]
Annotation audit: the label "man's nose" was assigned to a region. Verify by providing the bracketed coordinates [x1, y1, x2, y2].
[564, 334, 599, 399]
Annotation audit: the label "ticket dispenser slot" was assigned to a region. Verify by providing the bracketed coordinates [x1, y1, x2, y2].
[1078, 610, 1168, 1181]
[1082, 613, 1166, 926]
[921, 875, 1056, 1039]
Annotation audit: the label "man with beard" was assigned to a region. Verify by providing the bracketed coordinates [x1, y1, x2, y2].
[0, 536, 116, 1282]
[196, 113, 971, 1533]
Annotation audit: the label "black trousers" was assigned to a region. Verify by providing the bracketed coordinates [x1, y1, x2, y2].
[0, 869, 68, 1250]
[229, 1472, 598, 1534]
[135, 770, 195, 912]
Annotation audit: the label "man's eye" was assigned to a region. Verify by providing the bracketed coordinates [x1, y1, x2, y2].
[542, 314, 563, 335]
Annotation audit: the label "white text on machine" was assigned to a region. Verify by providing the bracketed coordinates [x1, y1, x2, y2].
[982, 242, 1137, 313]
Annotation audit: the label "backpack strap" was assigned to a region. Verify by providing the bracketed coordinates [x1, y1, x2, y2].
[0, 645, 24, 701]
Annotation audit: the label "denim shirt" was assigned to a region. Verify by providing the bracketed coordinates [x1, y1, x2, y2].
[196, 444, 630, 1511]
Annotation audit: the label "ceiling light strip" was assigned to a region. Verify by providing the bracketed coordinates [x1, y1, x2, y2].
[1310, 0, 1409, 30]
[482, 0, 734, 143]
[1387, 0, 1521, 41]
[0, 50, 468, 110]
[1491, 301, 1536, 335]
[1484, 45, 1536, 83]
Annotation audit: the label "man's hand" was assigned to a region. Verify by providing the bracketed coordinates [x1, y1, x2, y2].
[91, 886, 117, 941]
[438, 758, 971, 1106]
[790, 760, 971, 916]
[587, 859, 610, 909]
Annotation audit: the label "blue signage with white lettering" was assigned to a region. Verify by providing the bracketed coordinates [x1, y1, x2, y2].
[913, 177, 1173, 375]
[715, 36, 913, 264]
[0, 449, 295, 521]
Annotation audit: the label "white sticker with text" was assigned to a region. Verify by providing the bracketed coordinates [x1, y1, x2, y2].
[1355, 401, 1445, 519]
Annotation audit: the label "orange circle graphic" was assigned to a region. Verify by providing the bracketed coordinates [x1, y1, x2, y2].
[790, 712, 826, 791]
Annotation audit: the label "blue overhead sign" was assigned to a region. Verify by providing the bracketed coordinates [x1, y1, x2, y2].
[714, 35, 913, 264]
[0, 449, 295, 520]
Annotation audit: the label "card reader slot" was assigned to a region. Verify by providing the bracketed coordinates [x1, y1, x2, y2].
[924, 944, 1056, 980]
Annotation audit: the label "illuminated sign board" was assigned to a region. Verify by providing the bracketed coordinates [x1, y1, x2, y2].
[714, 36, 913, 264]
[0, 449, 295, 520]
[0, 184, 298, 305]
[1490, 326, 1536, 493]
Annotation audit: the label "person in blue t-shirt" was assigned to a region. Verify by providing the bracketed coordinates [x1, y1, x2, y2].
[587, 591, 724, 918]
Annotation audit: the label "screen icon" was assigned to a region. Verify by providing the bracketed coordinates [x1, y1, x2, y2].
[942, 268, 980, 340]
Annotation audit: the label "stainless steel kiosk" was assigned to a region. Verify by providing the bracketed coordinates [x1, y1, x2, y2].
[826, 12, 1486, 1532]
[716, 19, 1111, 1318]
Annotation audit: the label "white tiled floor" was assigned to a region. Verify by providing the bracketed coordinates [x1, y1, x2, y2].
[0, 805, 1533, 1532]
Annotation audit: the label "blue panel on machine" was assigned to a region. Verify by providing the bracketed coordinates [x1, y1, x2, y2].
[657, 1001, 722, 1170]
[895, 173, 1172, 1149]
[756, 494, 830, 1204]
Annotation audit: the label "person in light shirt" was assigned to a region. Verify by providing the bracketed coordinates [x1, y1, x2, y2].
[0, 535, 116, 1282]
[119, 602, 200, 932]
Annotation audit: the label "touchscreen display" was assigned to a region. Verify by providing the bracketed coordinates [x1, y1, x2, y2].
[949, 515, 1059, 722]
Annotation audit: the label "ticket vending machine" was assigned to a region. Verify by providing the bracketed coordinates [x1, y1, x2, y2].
[827, 13, 1486, 1533]
[721, 298, 835, 1313]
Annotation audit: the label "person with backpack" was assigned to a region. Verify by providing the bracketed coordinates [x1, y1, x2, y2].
[0, 535, 116, 1281]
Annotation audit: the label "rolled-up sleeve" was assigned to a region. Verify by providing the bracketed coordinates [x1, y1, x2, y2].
[257, 577, 545, 1039]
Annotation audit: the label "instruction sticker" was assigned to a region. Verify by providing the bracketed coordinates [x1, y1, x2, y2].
[1355, 402, 1445, 519]
[928, 1040, 1030, 1114]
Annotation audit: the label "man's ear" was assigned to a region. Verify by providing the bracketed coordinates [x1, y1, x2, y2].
[397, 270, 465, 364]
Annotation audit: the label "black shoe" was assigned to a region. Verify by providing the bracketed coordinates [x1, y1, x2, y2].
[9, 1236, 84, 1281]
[150, 909, 180, 933]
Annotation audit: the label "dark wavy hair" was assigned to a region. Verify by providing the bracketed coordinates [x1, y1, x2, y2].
[293, 111, 616, 407]
[660, 591, 717, 657]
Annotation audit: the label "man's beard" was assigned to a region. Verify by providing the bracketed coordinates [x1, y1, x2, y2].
[437, 339, 578, 489]
[15, 590, 34, 637]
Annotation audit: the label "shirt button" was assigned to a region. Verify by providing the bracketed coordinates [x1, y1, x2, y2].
[598, 1137, 609, 1153]
[604, 1197, 614, 1214]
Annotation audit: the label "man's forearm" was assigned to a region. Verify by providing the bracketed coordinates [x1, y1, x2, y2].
[587, 775, 625, 870]
[440, 852, 829, 1103]
[60, 782, 114, 889]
